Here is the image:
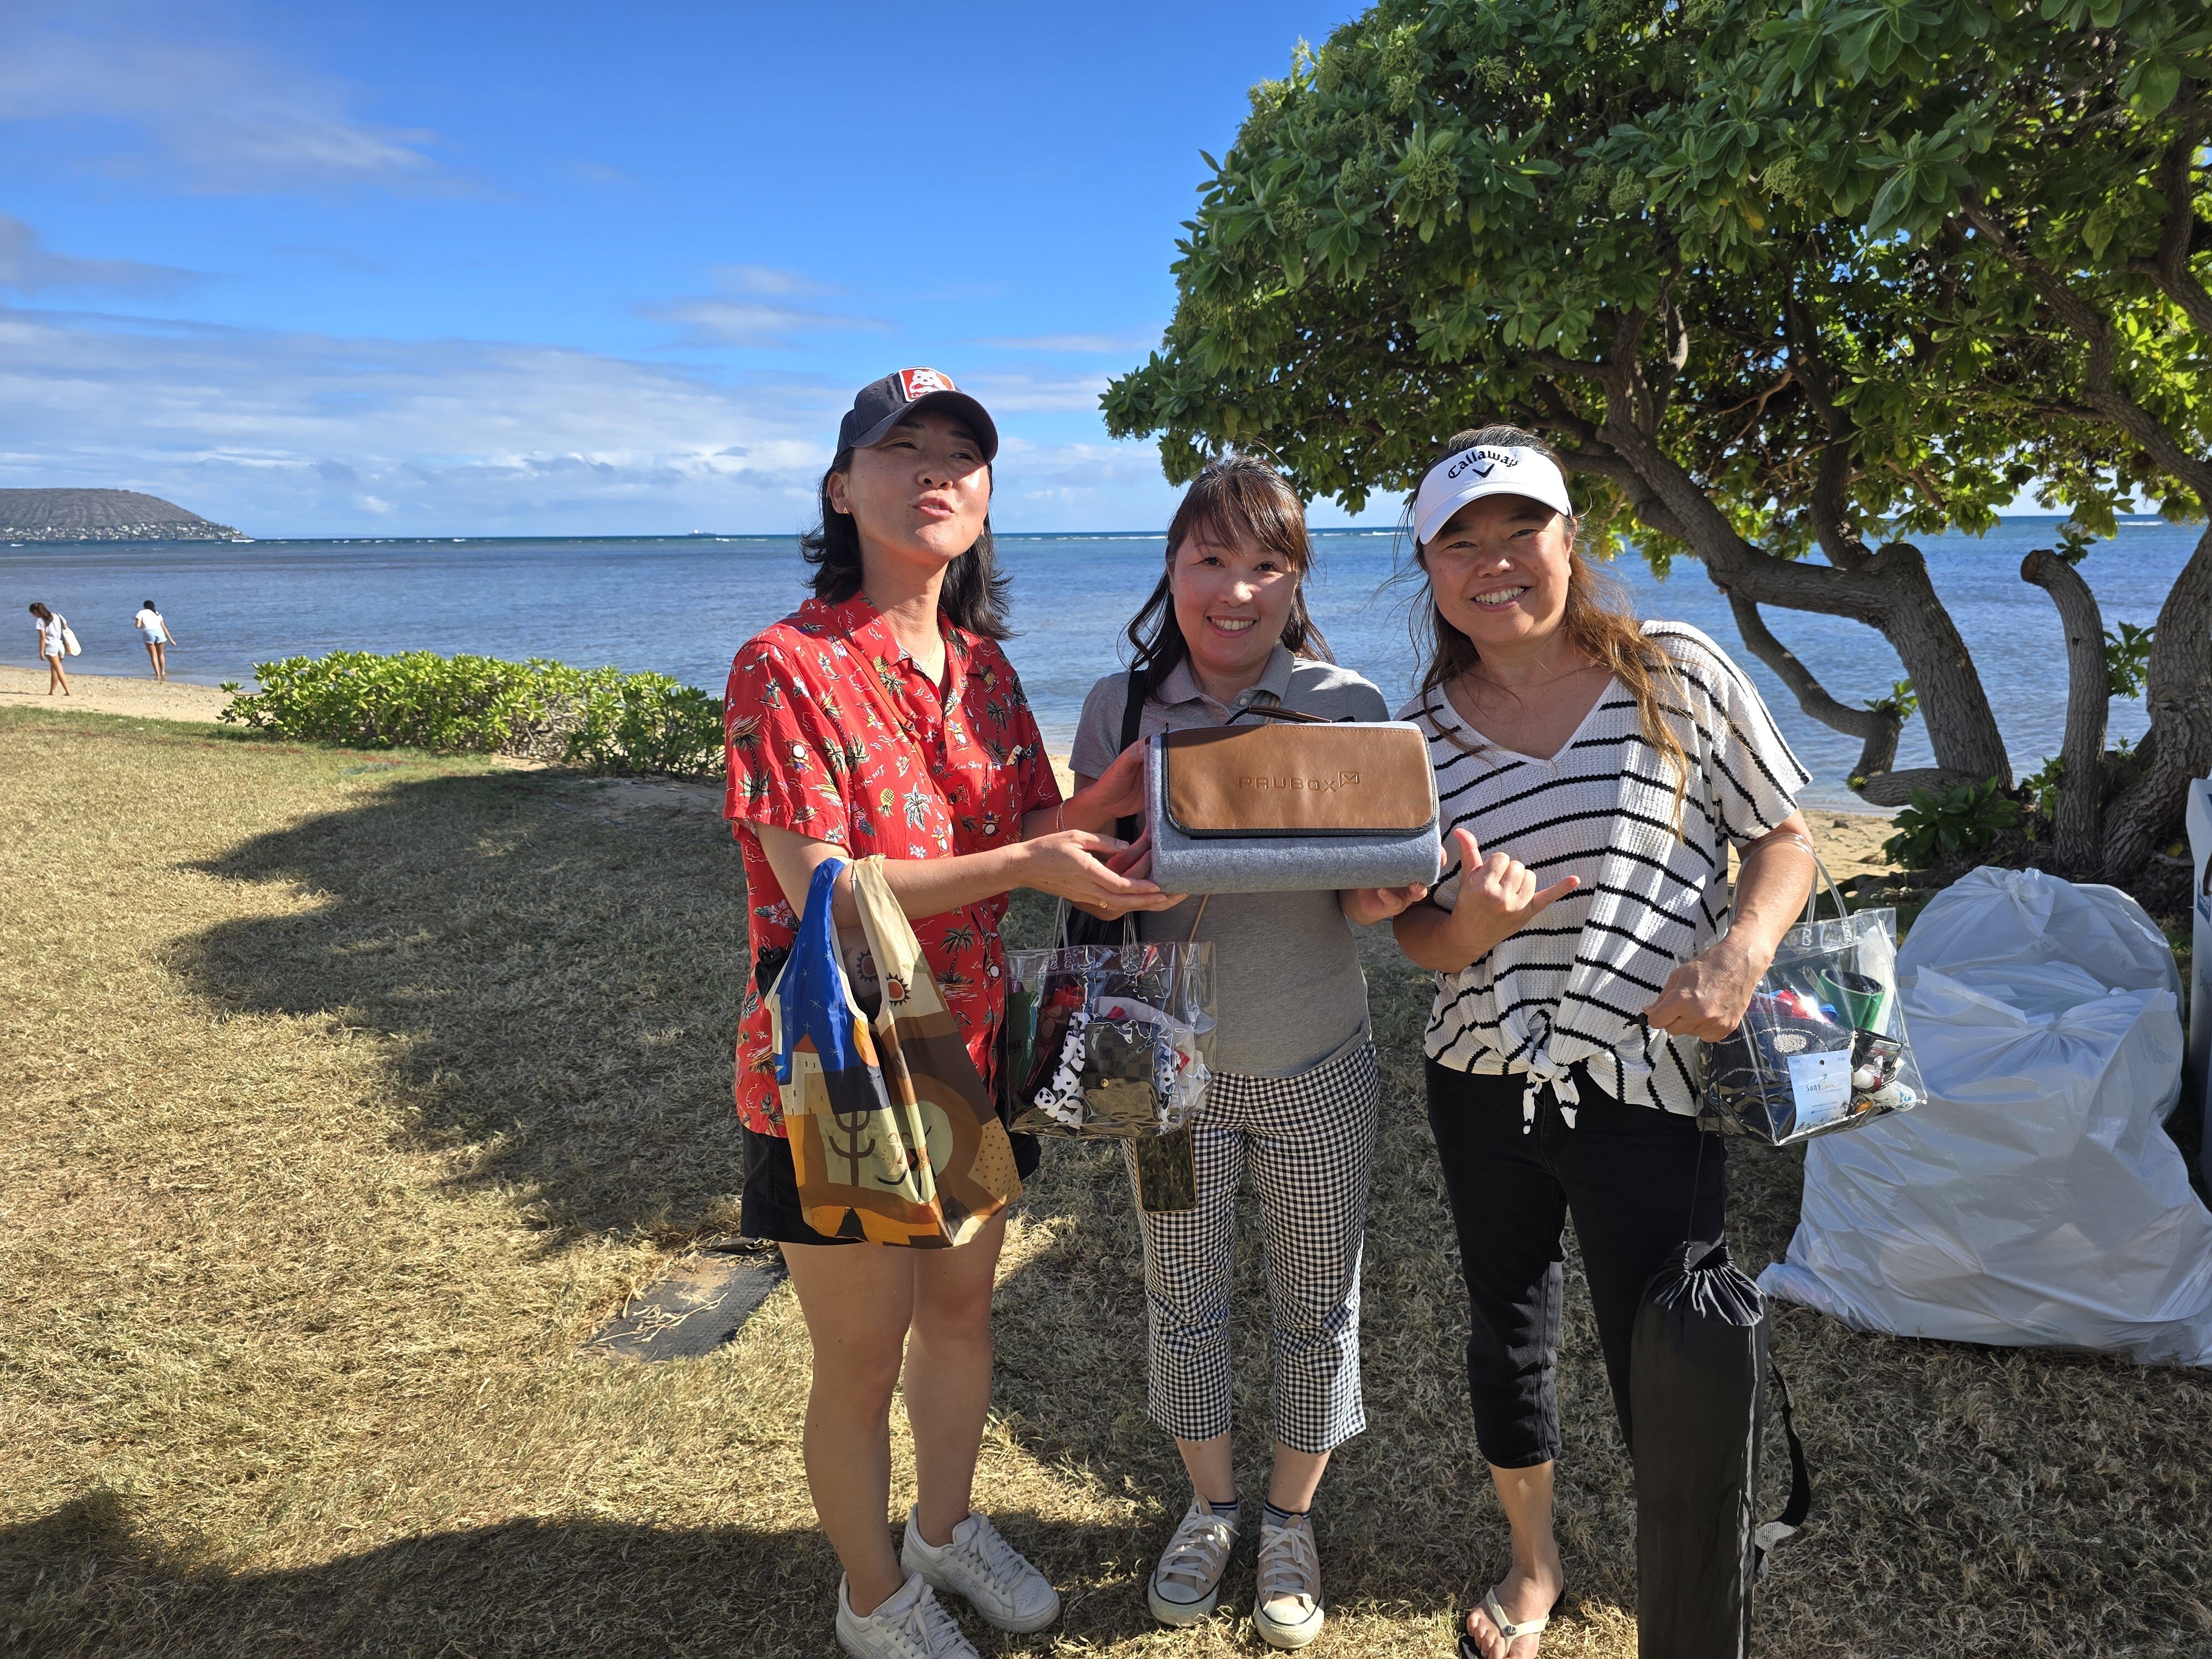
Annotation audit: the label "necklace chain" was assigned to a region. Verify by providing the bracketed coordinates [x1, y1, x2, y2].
[1463, 655, 1605, 694]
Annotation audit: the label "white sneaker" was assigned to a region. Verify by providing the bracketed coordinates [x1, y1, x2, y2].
[834, 1573, 979, 1659]
[1253, 1511, 1324, 1649]
[1147, 1496, 1240, 1626]
[900, 1505, 1061, 1634]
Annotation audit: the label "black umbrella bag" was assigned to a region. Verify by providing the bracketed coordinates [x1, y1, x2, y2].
[1630, 1239, 1806, 1659]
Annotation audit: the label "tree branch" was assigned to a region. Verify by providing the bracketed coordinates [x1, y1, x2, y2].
[2127, 128, 2212, 341]
[1783, 291, 1873, 571]
[1725, 592, 1902, 788]
[1531, 351, 1609, 383]
[2020, 548, 2109, 870]
[1961, 200, 2212, 504]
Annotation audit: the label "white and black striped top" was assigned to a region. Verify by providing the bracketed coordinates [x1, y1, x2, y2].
[1401, 621, 1809, 1117]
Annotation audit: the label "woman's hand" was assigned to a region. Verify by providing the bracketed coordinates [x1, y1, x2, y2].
[1056, 742, 1149, 835]
[1063, 834, 1185, 919]
[1393, 828, 1578, 973]
[1341, 882, 1430, 927]
[1444, 828, 1580, 956]
[1017, 829, 1182, 915]
[1642, 813, 1815, 1040]
[1643, 936, 1771, 1041]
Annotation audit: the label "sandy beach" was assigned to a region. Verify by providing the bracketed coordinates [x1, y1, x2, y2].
[0, 665, 234, 722]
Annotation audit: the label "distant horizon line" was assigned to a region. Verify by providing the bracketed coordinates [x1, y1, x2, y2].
[1, 510, 2151, 550]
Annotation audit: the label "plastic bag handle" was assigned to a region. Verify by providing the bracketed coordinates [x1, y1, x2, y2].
[1793, 849, 1849, 930]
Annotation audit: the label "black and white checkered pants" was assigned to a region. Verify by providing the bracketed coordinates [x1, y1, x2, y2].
[1121, 1037, 1381, 1455]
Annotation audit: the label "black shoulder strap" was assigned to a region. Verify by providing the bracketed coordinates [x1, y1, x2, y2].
[1114, 665, 1144, 844]
[1754, 1359, 1814, 1580]
[1119, 664, 1145, 748]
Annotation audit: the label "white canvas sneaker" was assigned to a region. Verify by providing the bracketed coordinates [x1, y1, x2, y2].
[900, 1506, 1062, 1634]
[1252, 1511, 1324, 1648]
[1147, 1496, 1240, 1625]
[834, 1572, 979, 1659]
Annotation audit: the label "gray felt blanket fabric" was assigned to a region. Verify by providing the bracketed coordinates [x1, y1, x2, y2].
[1145, 727, 1444, 895]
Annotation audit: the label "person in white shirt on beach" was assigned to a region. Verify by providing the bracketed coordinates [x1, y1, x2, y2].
[29, 602, 70, 696]
[134, 601, 178, 681]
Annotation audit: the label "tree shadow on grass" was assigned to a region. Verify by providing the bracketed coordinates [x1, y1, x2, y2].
[172, 771, 752, 1249]
[0, 1489, 1151, 1658]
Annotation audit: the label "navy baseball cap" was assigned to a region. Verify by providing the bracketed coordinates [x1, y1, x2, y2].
[837, 368, 999, 462]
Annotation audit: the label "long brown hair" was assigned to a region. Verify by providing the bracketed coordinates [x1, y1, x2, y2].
[799, 447, 1011, 640]
[1410, 424, 1689, 828]
[1123, 452, 1333, 704]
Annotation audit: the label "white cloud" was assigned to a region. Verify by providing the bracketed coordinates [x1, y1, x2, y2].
[640, 265, 891, 349]
[0, 6, 442, 192]
[963, 369, 1113, 414]
[973, 333, 1155, 354]
[0, 302, 850, 534]
[0, 216, 197, 297]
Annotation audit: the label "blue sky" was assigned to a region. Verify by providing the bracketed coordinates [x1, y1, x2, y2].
[0, 0, 1391, 538]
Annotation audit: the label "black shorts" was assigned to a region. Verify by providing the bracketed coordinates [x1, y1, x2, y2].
[739, 1123, 1042, 1246]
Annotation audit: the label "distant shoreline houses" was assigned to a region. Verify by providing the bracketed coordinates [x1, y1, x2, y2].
[0, 487, 244, 543]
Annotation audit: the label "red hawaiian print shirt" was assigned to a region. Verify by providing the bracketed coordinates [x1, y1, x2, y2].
[724, 592, 1061, 1135]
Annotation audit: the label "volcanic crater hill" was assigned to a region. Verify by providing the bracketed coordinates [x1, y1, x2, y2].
[0, 488, 243, 542]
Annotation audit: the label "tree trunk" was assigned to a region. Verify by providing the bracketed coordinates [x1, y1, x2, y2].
[1596, 414, 2013, 786]
[2020, 549, 2109, 872]
[2103, 520, 2212, 879]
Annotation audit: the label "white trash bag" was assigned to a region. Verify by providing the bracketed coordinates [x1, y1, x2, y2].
[1759, 867, 2212, 1367]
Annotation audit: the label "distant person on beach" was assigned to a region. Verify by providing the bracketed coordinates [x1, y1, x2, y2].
[1389, 427, 1815, 1659]
[28, 602, 70, 696]
[1068, 454, 1426, 1651]
[133, 600, 176, 680]
[723, 369, 1175, 1659]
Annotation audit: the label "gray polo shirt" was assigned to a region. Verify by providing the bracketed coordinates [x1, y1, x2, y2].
[1071, 645, 1389, 1079]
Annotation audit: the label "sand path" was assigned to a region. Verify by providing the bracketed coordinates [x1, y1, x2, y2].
[0, 675, 1898, 874]
[1, 665, 235, 722]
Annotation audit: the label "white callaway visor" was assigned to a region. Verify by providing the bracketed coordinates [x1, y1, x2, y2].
[1413, 445, 1575, 546]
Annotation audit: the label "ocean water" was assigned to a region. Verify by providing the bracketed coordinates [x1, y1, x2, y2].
[3, 519, 2192, 813]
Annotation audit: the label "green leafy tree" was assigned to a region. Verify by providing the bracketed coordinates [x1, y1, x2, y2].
[1668, 0, 2212, 875]
[1102, 0, 2161, 831]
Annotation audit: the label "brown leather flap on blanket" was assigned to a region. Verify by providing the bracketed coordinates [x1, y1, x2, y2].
[1161, 723, 1433, 837]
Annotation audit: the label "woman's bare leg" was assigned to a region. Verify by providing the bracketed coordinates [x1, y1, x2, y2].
[1463, 1460, 1566, 1658]
[48, 654, 69, 695]
[904, 1211, 1006, 1545]
[1266, 1444, 1331, 1512]
[151, 641, 166, 680]
[780, 1238, 917, 1616]
[1175, 1433, 1238, 1506]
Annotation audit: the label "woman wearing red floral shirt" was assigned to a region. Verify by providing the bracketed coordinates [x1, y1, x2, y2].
[726, 370, 1172, 1659]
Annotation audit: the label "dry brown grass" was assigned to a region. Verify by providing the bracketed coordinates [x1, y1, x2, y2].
[4, 707, 2210, 1657]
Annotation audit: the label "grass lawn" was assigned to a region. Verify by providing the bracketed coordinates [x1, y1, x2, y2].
[4, 707, 2209, 1657]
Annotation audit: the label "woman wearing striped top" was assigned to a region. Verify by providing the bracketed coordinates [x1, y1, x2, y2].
[1387, 427, 1815, 1659]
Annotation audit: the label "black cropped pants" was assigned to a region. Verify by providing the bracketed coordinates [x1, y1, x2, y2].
[1424, 1059, 1727, 1469]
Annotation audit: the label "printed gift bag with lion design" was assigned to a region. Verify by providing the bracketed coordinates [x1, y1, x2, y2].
[766, 855, 1022, 1246]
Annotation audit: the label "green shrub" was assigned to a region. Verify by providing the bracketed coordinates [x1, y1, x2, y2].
[220, 651, 725, 778]
[560, 670, 727, 778]
[1881, 776, 2019, 869]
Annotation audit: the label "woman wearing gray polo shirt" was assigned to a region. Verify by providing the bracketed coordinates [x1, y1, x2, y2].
[1070, 454, 1427, 1650]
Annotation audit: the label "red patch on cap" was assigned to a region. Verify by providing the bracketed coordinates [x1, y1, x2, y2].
[898, 367, 956, 401]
